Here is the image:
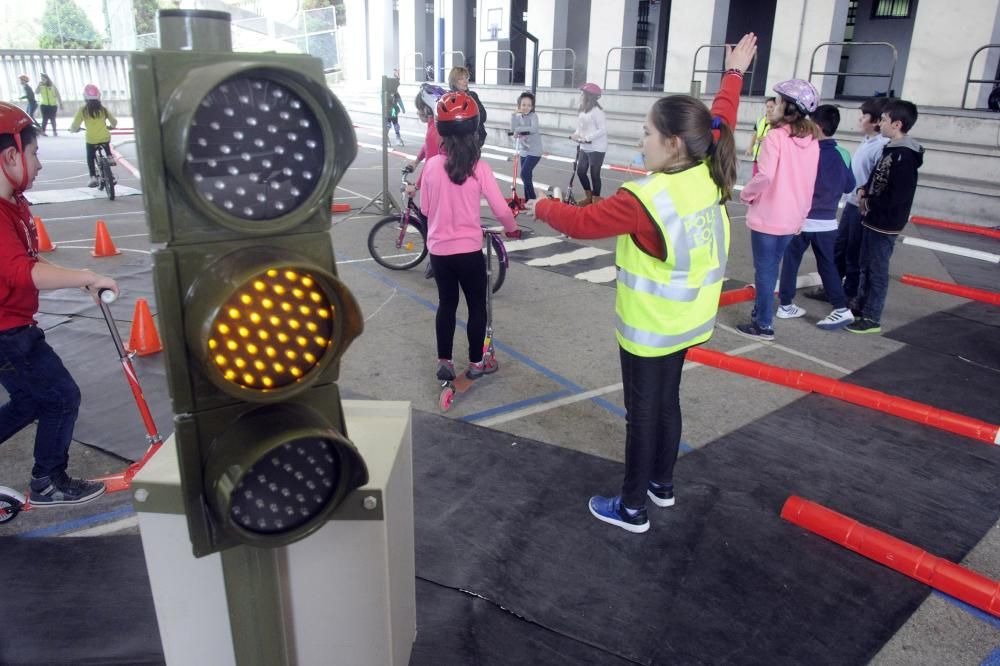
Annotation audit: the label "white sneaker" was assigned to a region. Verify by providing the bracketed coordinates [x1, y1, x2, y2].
[776, 303, 806, 319]
[817, 307, 855, 330]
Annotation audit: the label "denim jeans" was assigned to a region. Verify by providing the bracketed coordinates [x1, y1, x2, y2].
[519, 154, 541, 200]
[834, 203, 864, 299]
[750, 230, 793, 330]
[619, 346, 687, 509]
[0, 326, 82, 479]
[778, 230, 848, 309]
[856, 228, 897, 323]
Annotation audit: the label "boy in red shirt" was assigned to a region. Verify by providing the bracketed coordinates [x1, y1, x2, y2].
[0, 102, 118, 506]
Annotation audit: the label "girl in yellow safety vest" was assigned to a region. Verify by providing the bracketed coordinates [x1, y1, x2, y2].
[523, 33, 757, 534]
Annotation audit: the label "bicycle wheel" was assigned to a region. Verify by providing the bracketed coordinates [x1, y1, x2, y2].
[486, 234, 506, 294]
[101, 160, 115, 201]
[368, 214, 427, 270]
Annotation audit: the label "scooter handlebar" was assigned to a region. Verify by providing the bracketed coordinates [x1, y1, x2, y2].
[98, 288, 117, 304]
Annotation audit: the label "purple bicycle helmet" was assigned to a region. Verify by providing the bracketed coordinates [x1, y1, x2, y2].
[773, 79, 819, 114]
[419, 84, 446, 116]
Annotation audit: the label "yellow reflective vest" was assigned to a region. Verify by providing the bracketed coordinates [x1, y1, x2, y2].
[616, 165, 730, 357]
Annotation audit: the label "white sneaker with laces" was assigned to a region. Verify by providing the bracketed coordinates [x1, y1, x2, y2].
[817, 307, 855, 330]
[776, 303, 806, 319]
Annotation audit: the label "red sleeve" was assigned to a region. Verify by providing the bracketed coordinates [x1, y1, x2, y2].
[0, 216, 37, 291]
[534, 190, 664, 257]
[710, 71, 743, 135]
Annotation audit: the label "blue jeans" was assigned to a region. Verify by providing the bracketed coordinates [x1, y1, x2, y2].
[0, 326, 81, 479]
[778, 230, 848, 309]
[856, 228, 897, 323]
[834, 203, 864, 299]
[619, 346, 687, 509]
[750, 230, 793, 330]
[519, 154, 541, 200]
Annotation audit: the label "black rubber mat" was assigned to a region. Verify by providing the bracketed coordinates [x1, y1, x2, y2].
[909, 224, 1000, 293]
[38, 262, 158, 320]
[885, 301, 1000, 380]
[0, 536, 165, 666]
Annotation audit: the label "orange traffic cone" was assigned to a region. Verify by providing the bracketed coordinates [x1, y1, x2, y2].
[127, 298, 162, 356]
[91, 220, 121, 257]
[35, 217, 55, 252]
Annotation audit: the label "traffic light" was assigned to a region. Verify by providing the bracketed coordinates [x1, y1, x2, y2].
[131, 29, 366, 557]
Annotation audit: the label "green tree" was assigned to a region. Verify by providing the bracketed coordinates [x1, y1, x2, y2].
[39, 0, 104, 49]
[133, 0, 161, 35]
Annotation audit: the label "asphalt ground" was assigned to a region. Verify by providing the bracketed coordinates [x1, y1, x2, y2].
[1, 123, 998, 664]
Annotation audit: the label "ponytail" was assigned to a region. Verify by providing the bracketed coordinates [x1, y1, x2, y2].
[708, 122, 737, 203]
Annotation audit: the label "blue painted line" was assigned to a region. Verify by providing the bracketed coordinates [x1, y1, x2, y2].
[981, 645, 1000, 666]
[18, 505, 135, 538]
[934, 592, 1000, 631]
[461, 389, 573, 422]
[345, 257, 695, 454]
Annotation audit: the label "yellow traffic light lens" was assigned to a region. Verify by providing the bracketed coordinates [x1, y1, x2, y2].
[186, 76, 325, 221]
[229, 437, 340, 534]
[209, 269, 334, 391]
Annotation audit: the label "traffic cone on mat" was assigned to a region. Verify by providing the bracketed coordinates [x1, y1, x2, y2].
[35, 217, 55, 252]
[127, 298, 162, 356]
[91, 220, 121, 257]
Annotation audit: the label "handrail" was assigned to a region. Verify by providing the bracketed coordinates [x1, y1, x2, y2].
[0, 49, 133, 104]
[536, 48, 576, 88]
[691, 44, 757, 95]
[961, 44, 1000, 109]
[808, 41, 897, 96]
[483, 49, 515, 85]
[604, 46, 654, 91]
[403, 52, 424, 82]
[440, 50, 465, 72]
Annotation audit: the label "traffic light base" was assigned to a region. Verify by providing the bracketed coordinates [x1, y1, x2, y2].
[132, 400, 415, 666]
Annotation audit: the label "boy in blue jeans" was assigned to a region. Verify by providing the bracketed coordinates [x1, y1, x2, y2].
[848, 99, 924, 334]
[776, 105, 856, 329]
[0, 102, 118, 506]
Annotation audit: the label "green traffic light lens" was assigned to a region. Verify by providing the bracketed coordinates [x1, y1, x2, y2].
[230, 436, 340, 534]
[208, 267, 334, 391]
[187, 75, 325, 221]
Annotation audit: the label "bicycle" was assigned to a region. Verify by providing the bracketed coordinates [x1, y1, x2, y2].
[94, 143, 116, 201]
[367, 166, 509, 293]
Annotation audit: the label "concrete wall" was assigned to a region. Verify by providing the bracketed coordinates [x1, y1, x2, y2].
[841, 0, 915, 97]
[664, 0, 730, 94]
[525, 0, 572, 88]
[586, 0, 640, 91]
[566, 0, 592, 86]
[768, 0, 850, 96]
[725, 0, 777, 96]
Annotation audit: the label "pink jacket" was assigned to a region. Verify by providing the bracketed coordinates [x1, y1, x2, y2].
[740, 125, 818, 235]
[419, 156, 516, 255]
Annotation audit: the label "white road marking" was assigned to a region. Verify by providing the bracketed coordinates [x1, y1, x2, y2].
[55, 244, 151, 255]
[574, 265, 618, 283]
[35, 211, 147, 222]
[901, 236, 1000, 263]
[502, 236, 565, 252]
[525, 246, 611, 266]
[715, 322, 852, 374]
[63, 515, 139, 537]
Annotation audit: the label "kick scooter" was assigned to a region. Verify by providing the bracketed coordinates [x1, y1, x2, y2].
[0, 289, 164, 523]
[547, 137, 591, 206]
[505, 129, 531, 216]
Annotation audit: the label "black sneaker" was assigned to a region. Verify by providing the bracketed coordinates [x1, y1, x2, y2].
[29, 473, 106, 507]
[423, 263, 435, 280]
[436, 359, 456, 381]
[735, 321, 775, 342]
[803, 287, 829, 302]
[846, 317, 882, 335]
[647, 480, 675, 507]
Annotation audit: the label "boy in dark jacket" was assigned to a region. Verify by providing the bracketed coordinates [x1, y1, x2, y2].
[847, 99, 923, 334]
[776, 105, 856, 330]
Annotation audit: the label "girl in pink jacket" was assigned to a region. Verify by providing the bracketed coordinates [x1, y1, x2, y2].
[416, 92, 519, 382]
[736, 79, 820, 340]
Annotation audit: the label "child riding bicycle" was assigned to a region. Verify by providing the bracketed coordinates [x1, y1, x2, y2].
[69, 84, 117, 188]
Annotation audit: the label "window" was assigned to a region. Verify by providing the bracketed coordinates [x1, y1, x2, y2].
[872, 0, 912, 19]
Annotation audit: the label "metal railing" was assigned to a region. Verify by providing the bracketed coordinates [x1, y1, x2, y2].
[440, 50, 465, 72]
[691, 44, 757, 96]
[404, 52, 425, 82]
[808, 41, 897, 97]
[604, 46, 654, 91]
[482, 49, 515, 85]
[536, 48, 576, 88]
[1, 50, 132, 105]
[961, 44, 1000, 109]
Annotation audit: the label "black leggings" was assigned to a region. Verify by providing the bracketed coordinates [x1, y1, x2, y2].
[86, 142, 111, 178]
[576, 150, 605, 196]
[430, 250, 488, 364]
[39, 105, 58, 134]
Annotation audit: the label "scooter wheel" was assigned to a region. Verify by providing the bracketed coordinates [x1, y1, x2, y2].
[0, 494, 23, 524]
[439, 386, 456, 412]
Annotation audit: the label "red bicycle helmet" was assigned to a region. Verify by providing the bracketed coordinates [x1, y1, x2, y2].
[0, 101, 34, 192]
[436, 92, 479, 137]
[579, 82, 602, 96]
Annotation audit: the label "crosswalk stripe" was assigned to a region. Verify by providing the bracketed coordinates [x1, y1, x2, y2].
[525, 246, 612, 266]
[503, 236, 565, 252]
[574, 265, 618, 283]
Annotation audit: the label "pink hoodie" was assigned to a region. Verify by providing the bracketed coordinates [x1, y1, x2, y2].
[740, 125, 818, 235]
[419, 155, 516, 255]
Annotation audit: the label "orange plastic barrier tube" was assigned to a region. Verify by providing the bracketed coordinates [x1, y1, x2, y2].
[910, 216, 1000, 240]
[900, 274, 1000, 306]
[781, 496, 1000, 619]
[719, 285, 756, 307]
[686, 347, 1000, 445]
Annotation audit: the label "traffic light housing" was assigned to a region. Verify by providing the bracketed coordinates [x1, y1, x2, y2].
[131, 41, 366, 557]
